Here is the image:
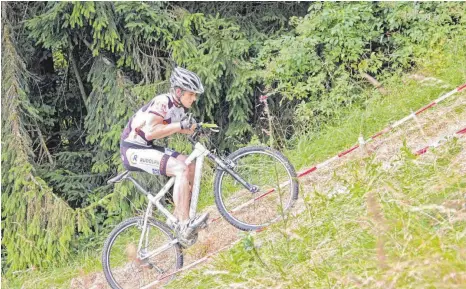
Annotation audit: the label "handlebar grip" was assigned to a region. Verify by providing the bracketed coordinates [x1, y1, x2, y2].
[188, 122, 218, 144]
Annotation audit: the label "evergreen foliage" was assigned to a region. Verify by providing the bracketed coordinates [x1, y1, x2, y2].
[2, 21, 75, 271]
[1, 1, 465, 276]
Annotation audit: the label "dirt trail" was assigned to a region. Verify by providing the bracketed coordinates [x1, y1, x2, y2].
[70, 93, 465, 289]
[299, 95, 466, 195]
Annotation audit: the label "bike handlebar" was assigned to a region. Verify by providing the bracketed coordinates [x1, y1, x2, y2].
[187, 122, 219, 145]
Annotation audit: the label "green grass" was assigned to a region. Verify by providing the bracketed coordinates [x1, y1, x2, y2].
[3, 35, 465, 289]
[285, 37, 466, 171]
[166, 138, 466, 289]
[2, 250, 102, 289]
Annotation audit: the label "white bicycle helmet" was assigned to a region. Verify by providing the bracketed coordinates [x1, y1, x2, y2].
[170, 67, 205, 94]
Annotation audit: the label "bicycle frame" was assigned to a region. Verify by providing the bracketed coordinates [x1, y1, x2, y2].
[121, 140, 256, 260]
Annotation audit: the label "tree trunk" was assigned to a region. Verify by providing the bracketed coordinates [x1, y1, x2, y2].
[69, 38, 88, 108]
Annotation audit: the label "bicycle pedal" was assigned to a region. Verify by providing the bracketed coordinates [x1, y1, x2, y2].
[198, 220, 208, 230]
[188, 212, 209, 230]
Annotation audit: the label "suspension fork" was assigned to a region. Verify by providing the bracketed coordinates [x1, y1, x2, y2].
[208, 153, 259, 193]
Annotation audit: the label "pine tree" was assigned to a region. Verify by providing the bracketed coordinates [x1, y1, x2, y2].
[1, 19, 75, 271]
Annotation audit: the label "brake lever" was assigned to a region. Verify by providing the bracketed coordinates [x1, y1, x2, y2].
[195, 122, 219, 136]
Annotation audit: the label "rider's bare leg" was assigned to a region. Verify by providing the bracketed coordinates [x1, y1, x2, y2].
[175, 155, 195, 190]
[165, 157, 193, 222]
[123, 149, 195, 222]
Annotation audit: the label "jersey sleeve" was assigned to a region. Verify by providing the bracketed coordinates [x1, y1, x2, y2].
[147, 96, 169, 118]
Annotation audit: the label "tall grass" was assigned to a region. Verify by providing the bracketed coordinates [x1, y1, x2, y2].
[166, 138, 466, 288]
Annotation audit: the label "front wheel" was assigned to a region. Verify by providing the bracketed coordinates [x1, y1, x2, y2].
[214, 146, 299, 231]
[102, 217, 183, 289]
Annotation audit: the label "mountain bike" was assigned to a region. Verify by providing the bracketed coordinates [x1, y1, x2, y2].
[102, 123, 299, 289]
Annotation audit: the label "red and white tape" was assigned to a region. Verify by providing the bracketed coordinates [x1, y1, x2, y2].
[211, 84, 466, 222]
[415, 127, 466, 155]
[298, 83, 466, 178]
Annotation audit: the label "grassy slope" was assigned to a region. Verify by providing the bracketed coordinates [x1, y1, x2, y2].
[168, 139, 466, 289]
[3, 36, 465, 288]
[164, 37, 466, 288]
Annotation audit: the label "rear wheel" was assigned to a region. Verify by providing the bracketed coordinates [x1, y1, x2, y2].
[102, 217, 183, 288]
[214, 146, 299, 231]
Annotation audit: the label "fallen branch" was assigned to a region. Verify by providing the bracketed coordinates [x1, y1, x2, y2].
[360, 72, 388, 95]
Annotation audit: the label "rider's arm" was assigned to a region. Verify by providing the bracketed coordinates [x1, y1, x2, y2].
[142, 114, 195, 140]
[179, 127, 196, 135]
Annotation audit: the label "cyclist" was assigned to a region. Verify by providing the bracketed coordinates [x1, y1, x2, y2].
[120, 67, 208, 244]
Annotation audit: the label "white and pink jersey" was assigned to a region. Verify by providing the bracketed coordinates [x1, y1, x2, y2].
[121, 93, 186, 146]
